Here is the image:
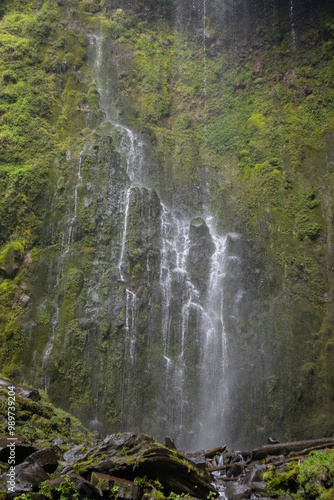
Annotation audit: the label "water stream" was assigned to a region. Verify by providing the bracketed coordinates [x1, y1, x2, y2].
[84, 31, 235, 449]
[42, 21, 238, 450]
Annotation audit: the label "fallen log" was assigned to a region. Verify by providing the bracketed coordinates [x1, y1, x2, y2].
[205, 445, 227, 459]
[242, 438, 334, 461]
[268, 455, 309, 468]
[206, 462, 240, 473]
[290, 442, 334, 457]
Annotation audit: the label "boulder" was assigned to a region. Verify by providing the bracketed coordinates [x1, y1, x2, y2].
[179, 450, 207, 470]
[26, 447, 58, 473]
[14, 462, 50, 489]
[224, 482, 252, 500]
[48, 474, 101, 499]
[91, 472, 139, 499]
[73, 432, 217, 499]
[0, 378, 41, 401]
[0, 435, 37, 464]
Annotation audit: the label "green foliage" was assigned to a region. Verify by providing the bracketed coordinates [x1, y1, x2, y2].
[263, 450, 334, 499]
[134, 475, 149, 489]
[0, 240, 24, 274]
[38, 481, 52, 500]
[55, 476, 80, 500]
[109, 484, 120, 499]
[0, 386, 90, 445]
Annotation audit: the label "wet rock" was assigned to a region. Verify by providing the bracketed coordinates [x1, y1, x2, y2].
[23, 252, 33, 265]
[179, 450, 207, 470]
[20, 293, 30, 303]
[226, 463, 243, 478]
[15, 462, 50, 489]
[224, 482, 251, 499]
[48, 474, 101, 499]
[250, 481, 267, 494]
[63, 444, 87, 463]
[54, 436, 64, 445]
[74, 432, 216, 499]
[242, 463, 266, 485]
[0, 378, 41, 401]
[91, 472, 139, 499]
[26, 447, 58, 473]
[188, 217, 215, 293]
[165, 437, 177, 450]
[0, 435, 37, 464]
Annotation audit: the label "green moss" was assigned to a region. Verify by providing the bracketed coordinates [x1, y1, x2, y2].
[263, 450, 334, 499]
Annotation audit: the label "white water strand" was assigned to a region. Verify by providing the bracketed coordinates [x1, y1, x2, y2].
[290, 0, 296, 50]
[43, 148, 84, 387]
[42, 300, 59, 390]
[125, 289, 138, 362]
[64, 149, 84, 255]
[120, 288, 139, 428]
[118, 188, 132, 281]
[90, 34, 145, 286]
[90, 34, 143, 185]
[196, 218, 230, 448]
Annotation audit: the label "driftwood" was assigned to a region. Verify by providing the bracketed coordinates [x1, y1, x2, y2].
[290, 441, 334, 457]
[206, 462, 236, 472]
[205, 438, 334, 473]
[205, 445, 227, 459]
[242, 438, 334, 461]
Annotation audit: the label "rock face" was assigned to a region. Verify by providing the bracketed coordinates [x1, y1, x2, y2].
[1, 0, 334, 453]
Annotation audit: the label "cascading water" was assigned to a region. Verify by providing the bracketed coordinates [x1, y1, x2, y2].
[39, 6, 243, 452]
[158, 205, 232, 449]
[64, 148, 84, 255]
[290, 0, 296, 50]
[85, 18, 238, 450]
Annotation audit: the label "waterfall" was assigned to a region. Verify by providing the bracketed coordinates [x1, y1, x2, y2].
[290, 0, 296, 50]
[63, 148, 84, 255]
[121, 288, 139, 429]
[38, 14, 242, 451]
[42, 299, 59, 390]
[118, 188, 132, 281]
[158, 205, 232, 449]
[61, 33, 237, 450]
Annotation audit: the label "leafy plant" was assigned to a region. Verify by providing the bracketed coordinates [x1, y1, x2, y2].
[55, 476, 80, 500]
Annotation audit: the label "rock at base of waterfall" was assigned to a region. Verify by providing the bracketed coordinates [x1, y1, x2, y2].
[179, 449, 207, 470]
[25, 447, 59, 473]
[165, 436, 177, 450]
[14, 462, 50, 489]
[91, 472, 139, 499]
[47, 474, 101, 499]
[73, 432, 217, 499]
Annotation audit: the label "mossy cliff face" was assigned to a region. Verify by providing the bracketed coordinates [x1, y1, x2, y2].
[0, 0, 334, 450]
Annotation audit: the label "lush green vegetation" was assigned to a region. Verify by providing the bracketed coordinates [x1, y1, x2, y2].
[0, 385, 90, 446]
[263, 449, 334, 499]
[0, 0, 333, 443]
